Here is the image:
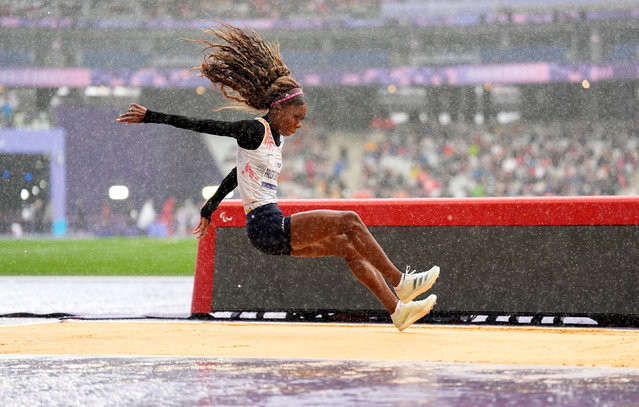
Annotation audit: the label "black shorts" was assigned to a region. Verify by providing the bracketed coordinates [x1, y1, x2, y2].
[245, 203, 292, 256]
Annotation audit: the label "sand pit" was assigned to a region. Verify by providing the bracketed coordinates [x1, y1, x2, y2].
[1, 321, 638, 368]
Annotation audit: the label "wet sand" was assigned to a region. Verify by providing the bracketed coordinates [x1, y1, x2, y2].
[2, 321, 638, 368]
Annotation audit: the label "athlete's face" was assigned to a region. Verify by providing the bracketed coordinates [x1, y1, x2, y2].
[270, 104, 307, 137]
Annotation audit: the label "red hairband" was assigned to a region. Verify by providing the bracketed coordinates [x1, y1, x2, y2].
[270, 89, 304, 108]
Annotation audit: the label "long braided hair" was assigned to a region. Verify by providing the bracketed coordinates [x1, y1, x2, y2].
[191, 21, 303, 111]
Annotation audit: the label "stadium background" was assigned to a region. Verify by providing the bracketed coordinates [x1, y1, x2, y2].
[3, 5, 639, 406]
[1, 0, 639, 238]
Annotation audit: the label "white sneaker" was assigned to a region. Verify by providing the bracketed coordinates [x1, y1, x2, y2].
[392, 294, 437, 332]
[394, 265, 440, 303]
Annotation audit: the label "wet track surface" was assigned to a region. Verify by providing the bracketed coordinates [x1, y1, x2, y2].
[2, 277, 639, 406]
[2, 355, 639, 407]
[0, 276, 193, 317]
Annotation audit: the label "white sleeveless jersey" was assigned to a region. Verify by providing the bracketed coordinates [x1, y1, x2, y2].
[236, 117, 283, 213]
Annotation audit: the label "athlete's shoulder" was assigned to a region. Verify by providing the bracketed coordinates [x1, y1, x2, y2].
[254, 116, 271, 130]
[254, 117, 274, 144]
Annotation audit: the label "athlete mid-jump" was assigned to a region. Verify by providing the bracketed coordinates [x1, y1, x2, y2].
[117, 21, 439, 331]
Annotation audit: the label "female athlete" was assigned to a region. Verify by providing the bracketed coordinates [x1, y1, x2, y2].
[117, 21, 439, 331]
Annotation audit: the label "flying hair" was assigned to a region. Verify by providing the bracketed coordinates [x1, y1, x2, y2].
[188, 21, 303, 111]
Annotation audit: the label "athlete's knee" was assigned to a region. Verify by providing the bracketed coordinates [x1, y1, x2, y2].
[339, 211, 364, 229]
[339, 211, 367, 237]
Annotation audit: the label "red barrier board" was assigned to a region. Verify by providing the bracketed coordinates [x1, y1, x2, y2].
[191, 196, 639, 314]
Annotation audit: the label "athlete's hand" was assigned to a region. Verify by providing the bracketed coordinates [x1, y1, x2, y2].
[117, 103, 147, 125]
[193, 217, 211, 239]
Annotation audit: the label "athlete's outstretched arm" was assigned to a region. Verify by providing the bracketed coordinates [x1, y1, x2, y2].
[117, 103, 263, 149]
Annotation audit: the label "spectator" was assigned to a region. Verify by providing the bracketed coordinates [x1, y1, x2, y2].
[356, 120, 639, 199]
[1, 97, 12, 127]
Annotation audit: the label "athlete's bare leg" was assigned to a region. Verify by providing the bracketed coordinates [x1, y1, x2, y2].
[291, 233, 398, 312]
[289, 210, 403, 312]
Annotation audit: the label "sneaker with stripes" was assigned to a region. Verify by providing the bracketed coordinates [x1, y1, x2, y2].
[392, 294, 437, 332]
[394, 265, 440, 303]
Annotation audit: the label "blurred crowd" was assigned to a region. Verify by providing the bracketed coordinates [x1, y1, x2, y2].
[0, 0, 382, 21]
[3, 99, 639, 237]
[67, 198, 202, 239]
[251, 115, 639, 202]
[277, 120, 348, 200]
[356, 119, 639, 198]
[0, 93, 52, 129]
